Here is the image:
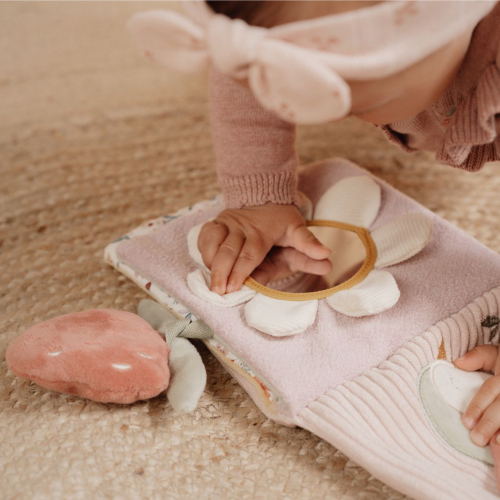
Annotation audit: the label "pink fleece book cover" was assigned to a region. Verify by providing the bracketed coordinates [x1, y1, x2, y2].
[105, 159, 500, 499]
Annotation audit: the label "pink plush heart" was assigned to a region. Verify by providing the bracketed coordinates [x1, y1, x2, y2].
[6, 309, 170, 404]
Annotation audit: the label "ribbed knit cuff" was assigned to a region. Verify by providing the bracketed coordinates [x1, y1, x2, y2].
[219, 170, 299, 209]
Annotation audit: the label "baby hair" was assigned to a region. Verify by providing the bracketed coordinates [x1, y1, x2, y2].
[206, 1, 284, 28]
[206, 1, 384, 28]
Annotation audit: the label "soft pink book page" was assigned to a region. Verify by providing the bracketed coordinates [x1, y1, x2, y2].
[116, 159, 500, 418]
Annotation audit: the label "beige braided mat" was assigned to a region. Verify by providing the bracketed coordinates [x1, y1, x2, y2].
[1, 2, 499, 499]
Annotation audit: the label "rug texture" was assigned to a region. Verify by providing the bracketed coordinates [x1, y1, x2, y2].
[1, 2, 500, 499]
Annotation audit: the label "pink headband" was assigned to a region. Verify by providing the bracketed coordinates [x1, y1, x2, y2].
[127, 1, 496, 124]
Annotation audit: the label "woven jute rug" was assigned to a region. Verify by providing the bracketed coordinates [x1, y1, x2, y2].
[1, 3, 499, 499]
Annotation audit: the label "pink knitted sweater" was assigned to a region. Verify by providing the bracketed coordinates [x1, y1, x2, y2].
[210, 3, 500, 209]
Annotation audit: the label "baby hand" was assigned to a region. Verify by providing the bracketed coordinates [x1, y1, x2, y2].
[250, 245, 332, 286]
[454, 345, 500, 446]
[198, 203, 331, 294]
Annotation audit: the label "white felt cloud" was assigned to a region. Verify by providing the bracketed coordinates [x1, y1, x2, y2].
[432, 361, 491, 414]
[419, 360, 493, 465]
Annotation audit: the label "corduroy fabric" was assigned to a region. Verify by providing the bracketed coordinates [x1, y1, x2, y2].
[325, 269, 400, 317]
[372, 213, 433, 268]
[296, 288, 500, 500]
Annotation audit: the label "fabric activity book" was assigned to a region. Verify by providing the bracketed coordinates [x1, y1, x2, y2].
[104, 158, 500, 500]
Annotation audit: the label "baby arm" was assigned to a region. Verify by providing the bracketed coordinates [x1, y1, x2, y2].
[202, 68, 330, 294]
[454, 346, 500, 446]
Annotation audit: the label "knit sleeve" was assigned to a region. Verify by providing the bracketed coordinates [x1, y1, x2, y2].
[437, 60, 500, 171]
[209, 66, 300, 209]
[376, 7, 500, 172]
[436, 23, 500, 171]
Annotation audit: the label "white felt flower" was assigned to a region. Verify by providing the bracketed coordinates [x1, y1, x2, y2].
[186, 176, 433, 337]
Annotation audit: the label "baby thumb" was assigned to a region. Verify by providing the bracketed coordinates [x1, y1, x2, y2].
[286, 225, 331, 260]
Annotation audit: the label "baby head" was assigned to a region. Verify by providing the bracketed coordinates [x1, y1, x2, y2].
[207, 1, 476, 124]
[128, 2, 494, 125]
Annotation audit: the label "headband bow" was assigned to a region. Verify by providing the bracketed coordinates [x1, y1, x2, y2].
[127, 7, 351, 124]
[127, 1, 496, 124]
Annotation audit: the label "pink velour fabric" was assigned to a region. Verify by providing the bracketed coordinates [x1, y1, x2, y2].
[6, 309, 170, 404]
[115, 159, 500, 419]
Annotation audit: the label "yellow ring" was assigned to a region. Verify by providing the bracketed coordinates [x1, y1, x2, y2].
[243, 220, 377, 302]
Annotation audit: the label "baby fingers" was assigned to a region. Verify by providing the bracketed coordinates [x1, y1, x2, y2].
[454, 345, 499, 374]
[226, 237, 271, 293]
[469, 393, 500, 447]
[198, 220, 229, 269]
[286, 225, 331, 260]
[251, 247, 332, 286]
[462, 375, 500, 441]
[210, 230, 246, 295]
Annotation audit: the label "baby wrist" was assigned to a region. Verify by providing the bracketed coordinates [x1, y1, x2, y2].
[220, 170, 300, 209]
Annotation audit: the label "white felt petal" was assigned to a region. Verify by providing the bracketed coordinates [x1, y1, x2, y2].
[326, 269, 400, 317]
[313, 176, 381, 228]
[187, 222, 206, 267]
[372, 213, 433, 268]
[244, 294, 318, 337]
[187, 269, 256, 307]
[431, 361, 492, 414]
[167, 337, 206, 413]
